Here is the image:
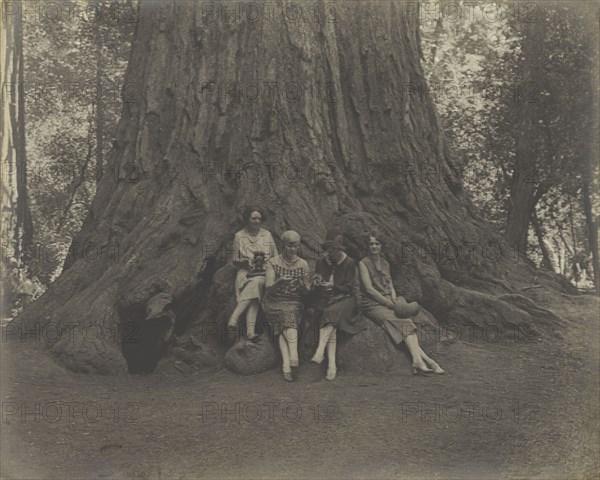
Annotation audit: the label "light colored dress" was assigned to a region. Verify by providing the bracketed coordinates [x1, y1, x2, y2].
[233, 228, 278, 302]
[262, 255, 310, 336]
[359, 256, 418, 343]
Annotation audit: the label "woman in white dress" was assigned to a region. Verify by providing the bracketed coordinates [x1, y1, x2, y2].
[228, 207, 278, 340]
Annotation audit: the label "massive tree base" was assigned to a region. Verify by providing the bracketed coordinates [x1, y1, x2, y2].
[8, 1, 575, 374]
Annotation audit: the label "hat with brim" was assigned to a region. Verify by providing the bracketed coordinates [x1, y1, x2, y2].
[321, 229, 345, 250]
[281, 230, 301, 246]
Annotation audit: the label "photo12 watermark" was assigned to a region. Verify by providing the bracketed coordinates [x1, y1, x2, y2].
[1, 321, 141, 344]
[1, 81, 140, 106]
[1, 1, 140, 25]
[2, 401, 140, 424]
[198, 401, 340, 424]
[198, 80, 336, 106]
[399, 401, 539, 423]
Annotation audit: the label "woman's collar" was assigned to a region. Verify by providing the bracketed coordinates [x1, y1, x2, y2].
[244, 227, 265, 236]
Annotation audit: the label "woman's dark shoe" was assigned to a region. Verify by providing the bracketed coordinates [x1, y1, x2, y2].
[283, 371, 294, 382]
[246, 333, 259, 342]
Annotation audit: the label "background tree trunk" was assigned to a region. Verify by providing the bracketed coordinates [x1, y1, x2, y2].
[532, 210, 553, 270]
[94, 9, 105, 184]
[10, 0, 571, 374]
[505, 15, 546, 255]
[1, 3, 19, 317]
[582, 176, 599, 291]
[2, 0, 34, 317]
[13, 0, 33, 265]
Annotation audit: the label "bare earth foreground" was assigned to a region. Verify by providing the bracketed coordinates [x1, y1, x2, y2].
[1, 290, 598, 480]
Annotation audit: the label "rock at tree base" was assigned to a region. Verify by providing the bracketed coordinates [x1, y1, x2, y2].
[171, 334, 224, 369]
[337, 320, 404, 374]
[224, 335, 277, 375]
[337, 307, 439, 374]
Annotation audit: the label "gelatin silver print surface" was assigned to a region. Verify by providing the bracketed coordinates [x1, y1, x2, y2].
[1, 1, 598, 478]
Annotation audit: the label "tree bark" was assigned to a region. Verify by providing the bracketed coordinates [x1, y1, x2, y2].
[10, 0, 567, 374]
[531, 211, 553, 271]
[13, 1, 34, 265]
[505, 14, 546, 256]
[94, 14, 105, 184]
[1, 3, 18, 317]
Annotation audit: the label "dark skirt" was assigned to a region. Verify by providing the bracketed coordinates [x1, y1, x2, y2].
[262, 292, 303, 337]
[316, 294, 365, 334]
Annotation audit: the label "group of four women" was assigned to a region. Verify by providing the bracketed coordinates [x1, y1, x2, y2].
[227, 207, 445, 382]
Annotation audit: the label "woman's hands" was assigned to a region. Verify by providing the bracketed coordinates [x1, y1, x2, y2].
[274, 273, 293, 286]
[312, 274, 333, 290]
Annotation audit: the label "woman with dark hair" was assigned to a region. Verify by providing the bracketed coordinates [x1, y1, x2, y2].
[262, 230, 311, 382]
[228, 206, 278, 340]
[358, 231, 445, 375]
[310, 230, 365, 380]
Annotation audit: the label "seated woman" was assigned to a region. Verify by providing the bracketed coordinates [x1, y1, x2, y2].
[228, 206, 278, 340]
[358, 231, 445, 375]
[310, 230, 365, 381]
[262, 230, 310, 382]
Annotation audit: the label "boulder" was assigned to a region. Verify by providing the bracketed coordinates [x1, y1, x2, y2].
[171, 333, 224, 369]
[337, 319, 403, 374]
[224, 335, 277, 375]
[337, 307, 440, 374]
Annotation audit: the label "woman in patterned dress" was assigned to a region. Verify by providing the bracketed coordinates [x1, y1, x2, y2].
[228, 207, 278, 340]
[262, 230, 311, 382]
[358, 231, 445, 375]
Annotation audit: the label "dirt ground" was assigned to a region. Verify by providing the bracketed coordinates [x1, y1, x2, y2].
[1, 291, 598, 480]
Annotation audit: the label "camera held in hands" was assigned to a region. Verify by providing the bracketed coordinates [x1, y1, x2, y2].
[246, 251, 267, 278]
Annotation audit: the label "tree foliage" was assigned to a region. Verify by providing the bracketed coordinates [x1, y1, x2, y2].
[420, 0, 598, 288]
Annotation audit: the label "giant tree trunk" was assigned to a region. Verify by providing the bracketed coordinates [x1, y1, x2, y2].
[11, 0, 568, 374]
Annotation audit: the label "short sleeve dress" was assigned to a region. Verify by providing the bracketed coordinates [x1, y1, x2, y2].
[359, 256, 417, 343]
[233, 228, 278, 302]
[261, 255, 310, 336]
